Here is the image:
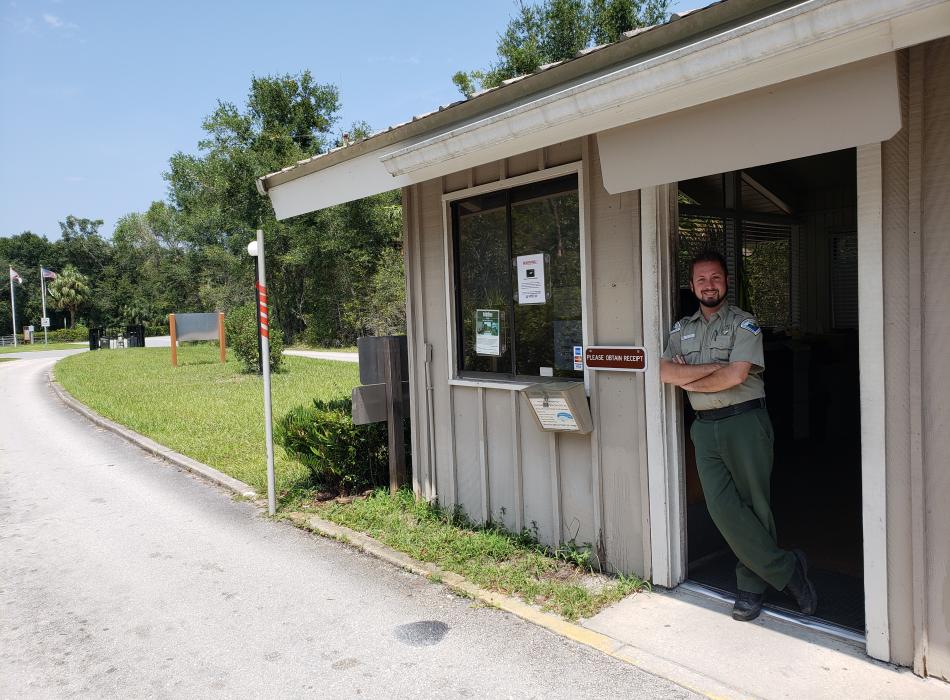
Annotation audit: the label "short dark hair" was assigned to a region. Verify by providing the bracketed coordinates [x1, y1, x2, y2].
[689, 249, 729, 280]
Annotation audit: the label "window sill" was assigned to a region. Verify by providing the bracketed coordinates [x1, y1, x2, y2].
[448, 375, 582, 391]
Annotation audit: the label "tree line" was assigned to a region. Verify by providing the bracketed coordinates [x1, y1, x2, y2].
[2, 0, 668, 344]
[1, 73, 404, 345]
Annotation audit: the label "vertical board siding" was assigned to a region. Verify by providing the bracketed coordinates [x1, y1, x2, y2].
[558, 433, 596, 548]
[419, 179, 457, 508]
[519, 397, 557, 545]
[411, 139, 596, 557]
[587, 141, 647, 575]
[452, 386, 484, 519]
[881, 50, 916, 668]
[921, 37, 950, 682]
[485, 389, 518, 529]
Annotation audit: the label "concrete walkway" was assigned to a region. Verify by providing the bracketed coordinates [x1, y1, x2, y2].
[581, 584, 948, 699]
[284, 349, 359, 363]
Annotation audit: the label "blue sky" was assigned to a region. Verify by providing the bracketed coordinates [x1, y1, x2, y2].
[1, 0, 692, 240]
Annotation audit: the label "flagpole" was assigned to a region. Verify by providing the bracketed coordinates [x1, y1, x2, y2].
[40, 266, 48, 345]
[8, 269, 16, 347]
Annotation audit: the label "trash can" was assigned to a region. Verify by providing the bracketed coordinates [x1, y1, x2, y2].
[126, 324, 145, 348]
[88, 327, 104, 351]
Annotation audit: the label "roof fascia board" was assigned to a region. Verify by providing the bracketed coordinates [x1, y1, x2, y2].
[380, 0, 950, 178]
[259, 0, 786, 192]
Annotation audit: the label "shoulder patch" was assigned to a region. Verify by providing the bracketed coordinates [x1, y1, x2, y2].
[739, 318, 761, 336]
[670, 320, 682, 334]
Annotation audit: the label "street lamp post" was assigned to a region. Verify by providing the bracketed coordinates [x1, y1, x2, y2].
[247, 230, 276, 516]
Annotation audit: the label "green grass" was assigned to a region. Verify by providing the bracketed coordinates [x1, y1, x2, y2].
[54, 345, 359, 494]
[0, 342, 85, 353]
[0, 357, 18, 362]
[305, 489, 649, 621]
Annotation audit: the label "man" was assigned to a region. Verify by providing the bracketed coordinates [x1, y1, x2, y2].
[660, 250, 817, 622]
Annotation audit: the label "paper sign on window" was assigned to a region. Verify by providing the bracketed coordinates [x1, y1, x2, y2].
[475, 309, 501, 356]
[516, 253, 546, 304]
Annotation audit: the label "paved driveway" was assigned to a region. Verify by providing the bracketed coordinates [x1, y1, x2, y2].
[0, 352, 694, 699]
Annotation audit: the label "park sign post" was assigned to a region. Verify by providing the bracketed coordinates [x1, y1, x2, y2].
[248, 230, 276, 516]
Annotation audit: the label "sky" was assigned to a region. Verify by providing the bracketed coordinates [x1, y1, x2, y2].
[0, 0, 693, 240]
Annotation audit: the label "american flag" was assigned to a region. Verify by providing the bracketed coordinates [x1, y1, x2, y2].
[9, 267, 22, 284]
[41, 267, 57, 280]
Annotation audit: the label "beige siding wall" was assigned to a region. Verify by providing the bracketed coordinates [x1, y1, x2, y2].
[585, 138, 649, 574]
[920, 37, 950, 682]
[881, 38, 950, 679]
[403, 138, 650, 573]
[882, 49, 915, 669]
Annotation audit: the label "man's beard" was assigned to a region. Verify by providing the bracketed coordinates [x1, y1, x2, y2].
[697, 285, 728, 308]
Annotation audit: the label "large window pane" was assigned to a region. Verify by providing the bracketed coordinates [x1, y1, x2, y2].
[511, 178, 581, 377]
[456, 191, 510, 373]
[452, 174, 582, 379]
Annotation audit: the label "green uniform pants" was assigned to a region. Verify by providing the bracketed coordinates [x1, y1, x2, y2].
[690, 408, 796, 594]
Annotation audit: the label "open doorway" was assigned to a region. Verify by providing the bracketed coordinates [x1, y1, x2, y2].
[676, 149, 863, 632]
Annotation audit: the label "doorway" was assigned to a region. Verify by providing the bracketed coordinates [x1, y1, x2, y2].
[675, 149, 864, 632]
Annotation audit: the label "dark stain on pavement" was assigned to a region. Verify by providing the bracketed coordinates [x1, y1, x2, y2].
[393, 620, 449, 647]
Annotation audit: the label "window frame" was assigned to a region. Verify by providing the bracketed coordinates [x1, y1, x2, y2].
[441, 161, 590, 392]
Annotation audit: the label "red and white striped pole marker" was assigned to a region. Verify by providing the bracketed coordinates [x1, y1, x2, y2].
[248, 229, 276, 516]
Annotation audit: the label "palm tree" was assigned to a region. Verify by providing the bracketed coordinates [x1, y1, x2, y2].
[47, 265, 91, 328]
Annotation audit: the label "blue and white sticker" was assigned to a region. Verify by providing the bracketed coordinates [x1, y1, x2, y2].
[739, 318, 761, 335]
[573, 345, 584, 371]
[670, 320, 682, 333]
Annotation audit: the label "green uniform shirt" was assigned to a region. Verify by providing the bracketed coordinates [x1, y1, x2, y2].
[662, 302, 766, 411]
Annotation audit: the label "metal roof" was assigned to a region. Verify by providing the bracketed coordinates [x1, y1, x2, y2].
[258, 0, 787, 193]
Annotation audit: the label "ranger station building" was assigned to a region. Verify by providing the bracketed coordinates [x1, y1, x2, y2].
[259, 0, 950, 680]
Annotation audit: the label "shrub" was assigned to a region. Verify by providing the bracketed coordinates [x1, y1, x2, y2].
[46, 324, 90, 342]
[224, 302, 284, 373]
[276, 398, 388, 494]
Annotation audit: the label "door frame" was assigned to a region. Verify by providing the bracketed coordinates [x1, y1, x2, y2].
[641, 145, 890, 661]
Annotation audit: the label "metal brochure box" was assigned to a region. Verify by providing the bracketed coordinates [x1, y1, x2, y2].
[520, 382, 593, 434]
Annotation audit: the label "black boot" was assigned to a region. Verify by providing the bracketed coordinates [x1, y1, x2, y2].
[732, 590, 765, 621]
[783, 549, 818, 615]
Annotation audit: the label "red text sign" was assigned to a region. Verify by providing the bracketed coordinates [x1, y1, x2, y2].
[584, 346, 647, 372]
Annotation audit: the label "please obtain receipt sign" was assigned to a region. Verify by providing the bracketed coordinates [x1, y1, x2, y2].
[584, 346, 647, 372]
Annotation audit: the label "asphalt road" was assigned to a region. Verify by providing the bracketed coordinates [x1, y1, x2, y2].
[0, 352, 697, 699]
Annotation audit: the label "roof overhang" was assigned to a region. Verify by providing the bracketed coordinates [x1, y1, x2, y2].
[262, 0, 950, 220]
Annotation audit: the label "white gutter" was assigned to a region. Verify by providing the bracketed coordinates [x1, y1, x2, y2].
[379, 0, 950, 177]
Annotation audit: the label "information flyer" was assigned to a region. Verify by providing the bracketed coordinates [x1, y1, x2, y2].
[475, 309, 501, 356]
[516, 253, 546, 304]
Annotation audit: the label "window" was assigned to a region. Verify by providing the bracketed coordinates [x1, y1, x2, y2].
[452, 174, 582, 379]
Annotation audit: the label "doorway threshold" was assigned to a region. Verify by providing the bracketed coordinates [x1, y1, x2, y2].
[680, 580, 865, 645]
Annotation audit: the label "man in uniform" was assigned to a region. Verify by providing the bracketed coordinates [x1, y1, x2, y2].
[660, 250, 817, 622]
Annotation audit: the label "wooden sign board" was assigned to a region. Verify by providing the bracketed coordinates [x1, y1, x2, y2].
[584, 346, 647, 372]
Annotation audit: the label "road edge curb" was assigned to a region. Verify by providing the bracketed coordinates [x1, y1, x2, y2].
[47, 370, 258, 500]
[282, 511, 745, 700]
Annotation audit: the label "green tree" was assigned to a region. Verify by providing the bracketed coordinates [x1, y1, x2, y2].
[452, 0, 670, 97]
[47, 265, 91, 328]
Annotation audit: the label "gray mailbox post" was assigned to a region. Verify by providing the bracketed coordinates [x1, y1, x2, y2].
[520, 381, 593, 435]
[352, 336, 410, 493]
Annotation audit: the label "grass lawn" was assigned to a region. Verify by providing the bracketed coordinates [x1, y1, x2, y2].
[301, 490, 648, 621]
[0, 342, 85, 353]
[55, 345, 359, 494]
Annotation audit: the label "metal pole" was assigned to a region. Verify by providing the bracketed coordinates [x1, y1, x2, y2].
[255, 229, 277, 516]
[9, 271, 16, 347]
[40, 267, 48, 345]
